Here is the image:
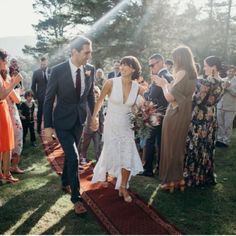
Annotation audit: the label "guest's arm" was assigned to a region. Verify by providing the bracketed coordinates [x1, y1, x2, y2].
[152, 71, 185, 103]
[0, 73, 22, 100]
[152, 75, 175, 102]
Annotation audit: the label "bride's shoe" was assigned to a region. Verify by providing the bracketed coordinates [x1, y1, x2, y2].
[119, 185, 132, 203]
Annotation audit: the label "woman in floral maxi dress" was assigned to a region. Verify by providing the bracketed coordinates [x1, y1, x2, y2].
[184, 56, 224, 187]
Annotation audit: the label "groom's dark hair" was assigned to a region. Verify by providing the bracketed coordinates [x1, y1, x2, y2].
[70, 35, 92, 52]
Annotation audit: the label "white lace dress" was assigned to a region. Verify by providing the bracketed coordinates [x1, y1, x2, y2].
[91, 77, 143, 189]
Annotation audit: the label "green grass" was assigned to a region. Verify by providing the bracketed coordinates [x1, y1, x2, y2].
[1, 130, 236, 235]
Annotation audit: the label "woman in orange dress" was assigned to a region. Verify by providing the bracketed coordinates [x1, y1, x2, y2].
[0, 49, 22, 183]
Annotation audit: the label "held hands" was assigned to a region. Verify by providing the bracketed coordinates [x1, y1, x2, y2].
[44, 128, 57, 142]
[90, 116, 99, 131]
[151, 75, 167, 88]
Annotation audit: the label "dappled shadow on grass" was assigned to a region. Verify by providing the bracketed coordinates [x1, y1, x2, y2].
[0, 177, 63, 235]
[42, 210, 105, 235]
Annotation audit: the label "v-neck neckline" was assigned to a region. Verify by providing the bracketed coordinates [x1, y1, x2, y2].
[121, 78, 133, 105]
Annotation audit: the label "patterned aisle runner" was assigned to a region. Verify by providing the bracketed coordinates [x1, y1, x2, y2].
[41, 134, 183, 235]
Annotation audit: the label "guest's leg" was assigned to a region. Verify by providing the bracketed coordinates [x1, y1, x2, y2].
[80, 132, 92, 162]
[29, 122, 36, 144]
[2, 151, 19, 183]
[224, 111, 236, 145]
[93, 132, 101, 161]
[217, 109, 224, 143]
[22, 121, 28, 144]
[11, 153, 24, 173]
[143, 125, 160, 175]
[37, 100, 44, 134]
[156, 125, 162, 168]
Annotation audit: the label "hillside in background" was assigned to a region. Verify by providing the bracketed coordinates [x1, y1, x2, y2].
[0, 36, 36, 57]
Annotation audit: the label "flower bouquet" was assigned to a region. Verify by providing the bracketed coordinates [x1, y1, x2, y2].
[129, 101, 162, 139]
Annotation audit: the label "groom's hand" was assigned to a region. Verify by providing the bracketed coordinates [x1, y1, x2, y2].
[44, 128, 57, 142]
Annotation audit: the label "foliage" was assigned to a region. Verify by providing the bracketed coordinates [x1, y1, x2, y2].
[23, 0, 236, 68]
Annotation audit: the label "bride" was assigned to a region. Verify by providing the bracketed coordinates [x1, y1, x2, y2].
[90, 56, 144, 203]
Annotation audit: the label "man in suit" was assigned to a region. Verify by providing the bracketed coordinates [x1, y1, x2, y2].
[44, 35, 95, 215]
[140, 53, 173, 177]
[217, 65, 236, 147]
[107, 60, 121, 79]
[31, 57, 50, 134]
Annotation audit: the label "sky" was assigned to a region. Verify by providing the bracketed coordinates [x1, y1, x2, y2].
[0, 0, 210, 38]
[0, 0, 39, 38]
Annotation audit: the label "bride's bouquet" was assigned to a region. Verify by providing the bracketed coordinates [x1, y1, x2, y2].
[129, 101, 162, 139]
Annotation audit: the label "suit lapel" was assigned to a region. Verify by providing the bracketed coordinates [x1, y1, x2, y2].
[65, 61, 77, 97]
[82, 65, 91, 98]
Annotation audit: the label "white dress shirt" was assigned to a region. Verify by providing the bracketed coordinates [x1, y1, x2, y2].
[69, 59, 85, 97]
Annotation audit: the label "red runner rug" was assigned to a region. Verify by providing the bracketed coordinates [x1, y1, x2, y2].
[41, 135, 183, 235]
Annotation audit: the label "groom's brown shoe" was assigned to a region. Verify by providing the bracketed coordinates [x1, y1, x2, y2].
[74, 201, 87, 215]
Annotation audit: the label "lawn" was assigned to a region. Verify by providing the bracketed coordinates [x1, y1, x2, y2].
[0, 130, 235, 235]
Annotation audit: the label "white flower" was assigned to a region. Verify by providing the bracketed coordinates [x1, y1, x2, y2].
[85, 70, 91, 76]
[150, 114, 160, 126]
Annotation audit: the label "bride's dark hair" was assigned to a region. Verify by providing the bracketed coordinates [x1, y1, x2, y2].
[120, 56, 142, 80]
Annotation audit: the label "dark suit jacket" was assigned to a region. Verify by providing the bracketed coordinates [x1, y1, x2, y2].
[107, 71, 121, 79]
[44, 61, 95, 130]
[144, 68, 173, 113]
[31, 68, 50, 101]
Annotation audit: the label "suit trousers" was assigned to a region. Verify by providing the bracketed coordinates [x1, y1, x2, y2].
[37, 100, 44, 133]
[56, 123, 83, 204]
[144, 124, 162, 173]
[80, 131, 103, 161]
[217, 109, 236, 145]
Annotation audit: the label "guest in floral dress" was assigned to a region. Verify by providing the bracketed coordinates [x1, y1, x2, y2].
[184, 56, 224, 187]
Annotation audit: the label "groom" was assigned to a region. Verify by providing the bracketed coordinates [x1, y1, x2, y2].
[44, 35, 95, 215]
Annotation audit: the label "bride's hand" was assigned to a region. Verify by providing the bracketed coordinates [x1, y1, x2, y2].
[90, 117, 99, 131]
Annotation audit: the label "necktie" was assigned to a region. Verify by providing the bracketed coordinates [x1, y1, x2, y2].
[76, 68, 81, 98]
[43, 71, 47, 84]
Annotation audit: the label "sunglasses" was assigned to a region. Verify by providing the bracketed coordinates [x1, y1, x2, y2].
[149, 60, 160, 68]
[138, 80, 145, 84]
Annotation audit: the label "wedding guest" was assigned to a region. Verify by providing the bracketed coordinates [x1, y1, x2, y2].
[165, 59, 174, 73]
[80, 86, 104, 164]
[107, 60, 121, 79]
[5, 76, 24, 174]
[95, 68, 105, 90]
[91, 56, 144, 203]
[31, 57, 50, 134]
[19, 90, 36, 147]
[140, 53, 173, 177]
[153, 46, 197, 192]
[0, 49, 22, 183]
[184, 56, 224, 187]
[44, 35, 95, 215]
[216, 65, 236, 147]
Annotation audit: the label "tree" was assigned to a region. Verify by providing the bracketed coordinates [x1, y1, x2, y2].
[23, 0, 72, 58]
